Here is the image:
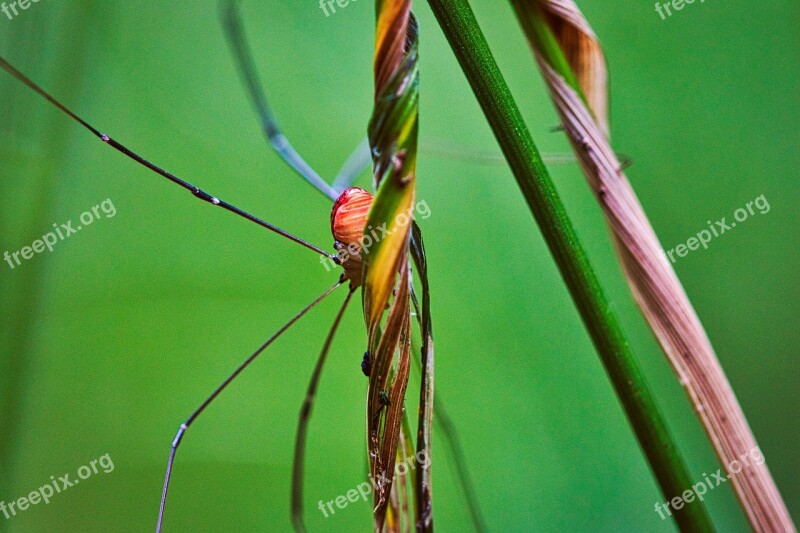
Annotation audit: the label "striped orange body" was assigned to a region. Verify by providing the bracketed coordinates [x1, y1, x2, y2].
[330, 187, 374, 287]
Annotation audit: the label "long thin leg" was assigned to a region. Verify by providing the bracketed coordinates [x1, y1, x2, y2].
[290, 286, 356, 532]
[423, 137, 575, 166]
[0, 57, 336, 262]
[220, 0, 339, 201]
[430, 397, 486, 533]
[156, 278, 345, 532]
[329, 133, 575, 192]
[331, 138, 372, 194]
[225, 1, 575, 198]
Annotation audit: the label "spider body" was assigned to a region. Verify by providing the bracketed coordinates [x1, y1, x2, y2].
[330, 186, 374, 287]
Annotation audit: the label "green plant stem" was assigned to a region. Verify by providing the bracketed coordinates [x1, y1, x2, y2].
[424, 1, 713, 531]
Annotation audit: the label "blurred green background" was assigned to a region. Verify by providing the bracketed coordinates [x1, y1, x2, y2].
[0, 1, 797, 531]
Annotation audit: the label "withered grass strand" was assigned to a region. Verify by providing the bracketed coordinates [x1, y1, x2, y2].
[513, 1, 795, 530]
[410, 224, 435, 531]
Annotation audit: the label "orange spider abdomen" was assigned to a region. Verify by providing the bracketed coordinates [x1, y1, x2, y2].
[331, 187, 374, 246]
[330, 187, 374, 287]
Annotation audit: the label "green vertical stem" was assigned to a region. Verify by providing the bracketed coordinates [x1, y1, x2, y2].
[424, 1, 713, 531]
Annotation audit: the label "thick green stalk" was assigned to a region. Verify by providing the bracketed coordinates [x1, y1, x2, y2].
[424, 1, 713, 531]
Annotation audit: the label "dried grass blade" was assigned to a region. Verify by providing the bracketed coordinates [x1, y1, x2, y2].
[514, 2, 795, 530]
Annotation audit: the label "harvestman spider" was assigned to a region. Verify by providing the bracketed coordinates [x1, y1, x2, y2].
[0, 2, 487, 531]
